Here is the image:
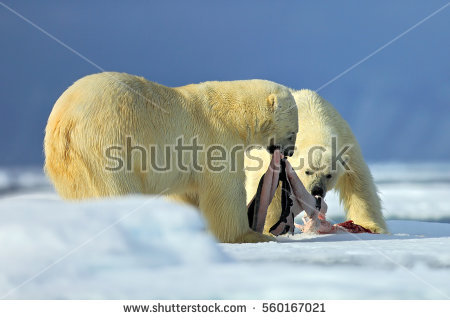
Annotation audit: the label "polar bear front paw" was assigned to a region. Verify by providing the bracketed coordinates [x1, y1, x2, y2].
[231, 230, 276, 243]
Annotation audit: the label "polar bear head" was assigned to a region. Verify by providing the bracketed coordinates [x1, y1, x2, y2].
[262, 85, 298, 157]
[201, 79, 298, 156]
[288, 89, 352, 198]
[290, 143, 350, 198]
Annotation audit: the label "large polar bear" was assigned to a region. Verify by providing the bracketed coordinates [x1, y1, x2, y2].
[245, 89, 388, 234]
[44, 72, 298, 243]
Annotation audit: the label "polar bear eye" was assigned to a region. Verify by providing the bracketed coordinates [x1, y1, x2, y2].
[326, 174, 332, 179]
[305, 170, 313, 175]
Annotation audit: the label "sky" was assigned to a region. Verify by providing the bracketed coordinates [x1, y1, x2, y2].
[0, 0, 449, 165]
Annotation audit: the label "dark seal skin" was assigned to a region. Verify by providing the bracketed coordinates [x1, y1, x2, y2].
[248, 149, 328, 236]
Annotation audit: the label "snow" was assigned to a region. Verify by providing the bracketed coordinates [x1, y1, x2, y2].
[0, 164, 449, 299]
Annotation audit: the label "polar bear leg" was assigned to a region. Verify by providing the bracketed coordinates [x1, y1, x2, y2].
[198, 173, 274, 243]
[169, 192, 199, 207]
[336, 163, 388, 234]
[262, 187, 283, 235]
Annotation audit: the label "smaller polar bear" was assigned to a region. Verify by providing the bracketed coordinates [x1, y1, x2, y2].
[44, 72, 298, 243]
[245, 89, 388, 234]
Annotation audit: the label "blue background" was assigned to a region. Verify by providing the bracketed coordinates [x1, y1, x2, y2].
[1, 0, 449, 165]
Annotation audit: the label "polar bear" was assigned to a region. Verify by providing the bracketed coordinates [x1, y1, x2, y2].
[44, 72, 298, 243]
[245, 89, 388, 234]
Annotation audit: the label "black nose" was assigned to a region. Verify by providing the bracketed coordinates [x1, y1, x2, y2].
[283, 146, 295, 157]
[311, 186, 324, 197]
[286, 149, 294, 157]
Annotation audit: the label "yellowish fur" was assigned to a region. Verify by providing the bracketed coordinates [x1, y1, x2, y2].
[245, 89, 388, 234]
[44, 72, 298, 243]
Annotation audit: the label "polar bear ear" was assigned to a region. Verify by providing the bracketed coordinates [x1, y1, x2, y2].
[266, 94, 278, 111]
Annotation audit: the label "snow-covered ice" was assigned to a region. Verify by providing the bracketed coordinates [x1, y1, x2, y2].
[0, 164, 449, 299]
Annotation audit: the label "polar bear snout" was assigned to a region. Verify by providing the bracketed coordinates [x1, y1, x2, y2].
[283, 144, 295, 157]
[267, 131, 297, 157]
[311, 185, 325, 198]
[266, 143, 295, 157]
